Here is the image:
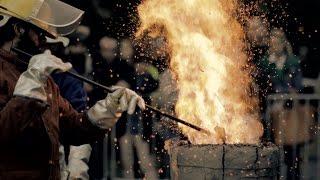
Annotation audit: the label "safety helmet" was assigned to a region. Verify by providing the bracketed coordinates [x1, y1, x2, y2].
[0, 0, 84, 38]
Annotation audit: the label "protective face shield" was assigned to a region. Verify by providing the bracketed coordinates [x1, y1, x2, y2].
[0, 0, 84, 38]
[0, 13, 10, 27]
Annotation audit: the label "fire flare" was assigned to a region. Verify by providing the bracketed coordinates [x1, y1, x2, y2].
[137, 0, 263, 144]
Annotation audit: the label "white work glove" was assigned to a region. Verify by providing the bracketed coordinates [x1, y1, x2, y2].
[87, 86, 145, 129]
[13, 50, 72, 102]
[67, 145, 92, 180]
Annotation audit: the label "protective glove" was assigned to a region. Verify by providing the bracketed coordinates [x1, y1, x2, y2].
[13, 50, 72, 102]
[68, 145, 92, 180]
[87, 86, 145, 129]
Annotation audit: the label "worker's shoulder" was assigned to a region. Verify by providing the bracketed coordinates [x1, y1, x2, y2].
[0, 57, 20, 89]
[0, 58, 21, 103]
[0, 57, 20, 74]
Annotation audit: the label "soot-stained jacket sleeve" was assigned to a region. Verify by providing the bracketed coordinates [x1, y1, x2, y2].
[58, 91, 106, 146]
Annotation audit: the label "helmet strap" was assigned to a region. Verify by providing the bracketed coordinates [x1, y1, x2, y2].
[0, 14, 10, 27]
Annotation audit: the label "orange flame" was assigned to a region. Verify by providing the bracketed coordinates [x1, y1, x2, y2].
[137, 0, 263, 144]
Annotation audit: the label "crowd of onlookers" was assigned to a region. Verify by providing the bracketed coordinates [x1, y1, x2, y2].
[247, 16, 319, 179]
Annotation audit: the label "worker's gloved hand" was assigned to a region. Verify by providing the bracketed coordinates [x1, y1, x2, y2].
[13, 50, 72, 102]
[87, 86, 145, 129]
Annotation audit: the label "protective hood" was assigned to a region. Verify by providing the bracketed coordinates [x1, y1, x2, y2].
[0, 0, 84, 38]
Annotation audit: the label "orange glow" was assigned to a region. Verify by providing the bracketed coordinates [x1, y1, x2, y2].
[137, 0, 263, 144]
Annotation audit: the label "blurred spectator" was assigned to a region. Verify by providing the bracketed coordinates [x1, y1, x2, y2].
[65, 25, 93, 77]
[150, 70, 180, 139]
[83, 36, 121, 179]
[245, 16, 270, 114]
[89, 37, 159, 179]
[92, 37, 135, 88]
[119, 60, 159, 179]
[120, 39, 134, 61]
[134, 62, 159, 93]
[255, 28, 308, 180]
[134, 34, 169, 74]
[256, 28, 303, 94]
[119, 114, 159, 180]
[247, 16, 270, 48]
[133, 35, 180, 178]
[151, 69, 178, 111]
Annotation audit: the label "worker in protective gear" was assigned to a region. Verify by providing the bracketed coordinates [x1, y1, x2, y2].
[0, 0, 145, 179]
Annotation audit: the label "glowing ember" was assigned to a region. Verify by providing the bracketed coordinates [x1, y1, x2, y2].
[136, 0, 263, 144]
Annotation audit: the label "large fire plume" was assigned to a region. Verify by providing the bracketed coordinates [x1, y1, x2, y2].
[136, 0, 263, 144]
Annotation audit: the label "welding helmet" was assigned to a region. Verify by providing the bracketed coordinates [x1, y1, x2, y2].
[0, 0, 84, 38]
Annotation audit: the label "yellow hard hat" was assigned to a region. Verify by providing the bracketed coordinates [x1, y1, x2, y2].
[0, 0, 84, 38]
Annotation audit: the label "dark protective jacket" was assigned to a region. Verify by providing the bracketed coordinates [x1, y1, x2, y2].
[0, 49, 105, 180]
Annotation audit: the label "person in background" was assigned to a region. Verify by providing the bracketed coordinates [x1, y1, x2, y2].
[90, 36, 136, 105]
[135, 35, 180, 178]
[119, 61, 159, 180]
[65, 25, 93, 78]
[89, 37, 138, 179]
[65, 25, 95, 100]
[95, 37, 135, 87]
[150, 69, 187, 178]
[119, 39, 135, 63]
[257, 28, 303, 94]
[256, 28, 304, 180]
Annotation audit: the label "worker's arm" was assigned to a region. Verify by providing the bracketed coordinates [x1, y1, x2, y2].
[58, 86, 145, 145]
[5, 50, 144, 146]
[58, 93, 105, 145]
[0, 50, 71, 144]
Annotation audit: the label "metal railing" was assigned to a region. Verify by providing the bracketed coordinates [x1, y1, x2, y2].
[265, 94, 320, 179]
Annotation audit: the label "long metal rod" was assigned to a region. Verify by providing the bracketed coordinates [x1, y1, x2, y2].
[11, 47, 210, 134]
